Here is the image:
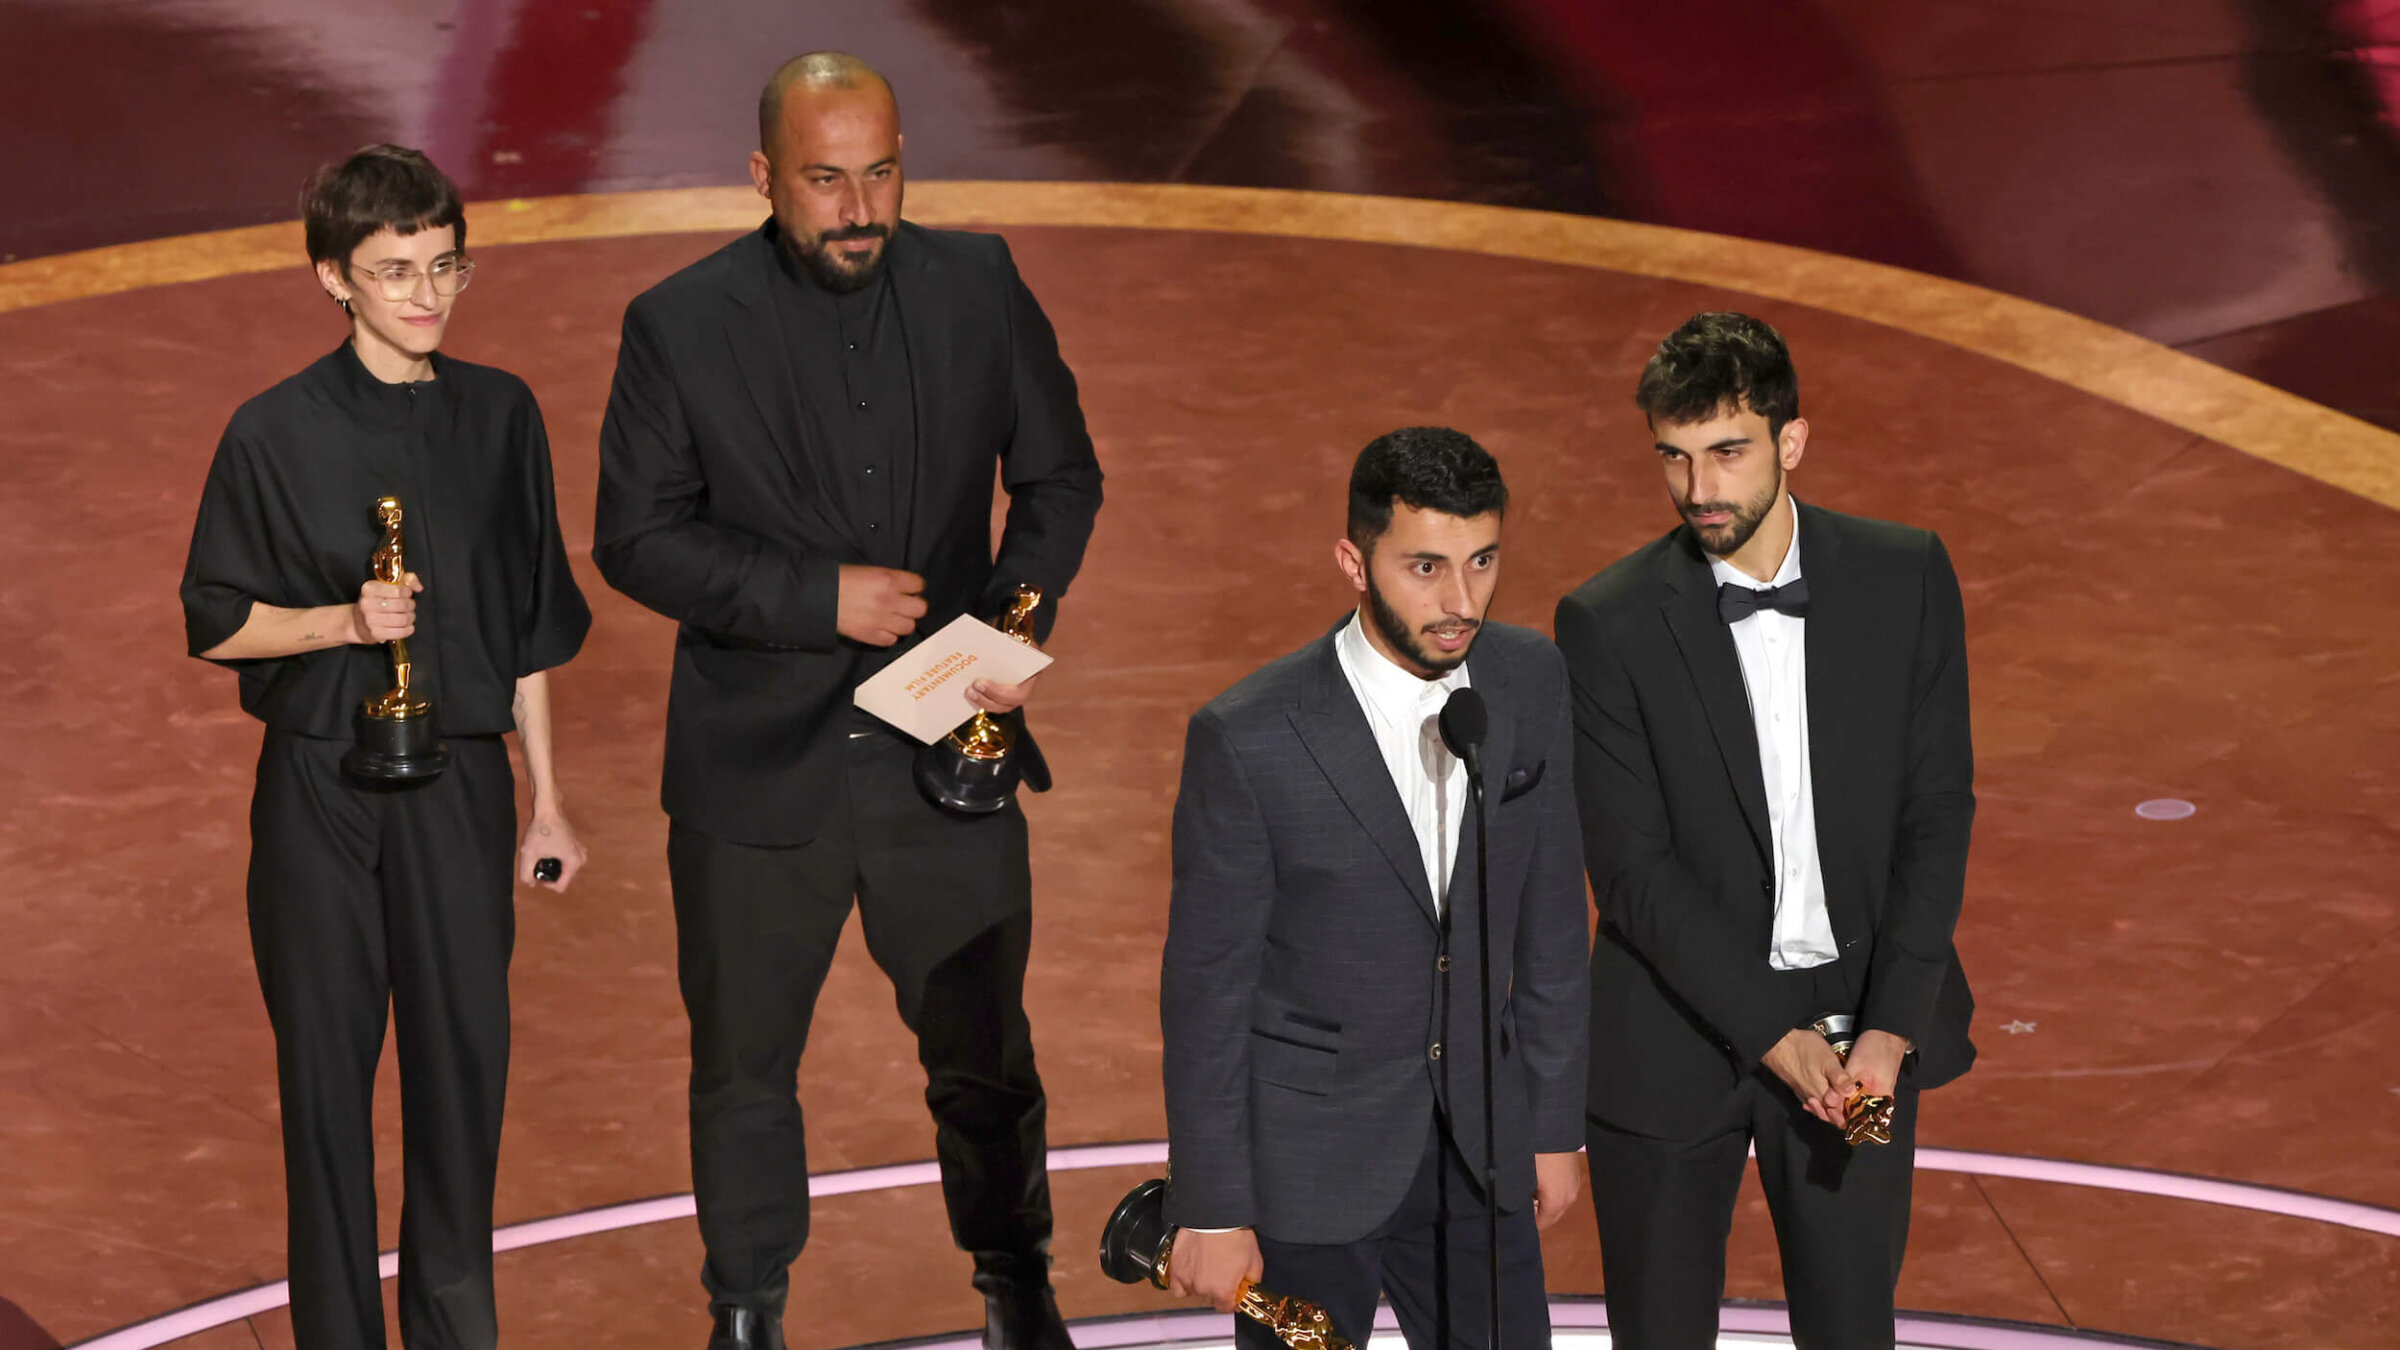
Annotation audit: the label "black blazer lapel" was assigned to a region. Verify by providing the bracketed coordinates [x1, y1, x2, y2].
[1796, 503, 1871, 950]
[1289, 629, 1441, 927]
[720, 230, 869, 557]
[886, 225, 944, 564]
[1660, 530, 1773, 866]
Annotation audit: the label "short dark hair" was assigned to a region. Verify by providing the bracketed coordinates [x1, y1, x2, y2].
[300, 145, 466, 267]
[1346, 426, 1509, 549]
[1634, 311, 1800, 440]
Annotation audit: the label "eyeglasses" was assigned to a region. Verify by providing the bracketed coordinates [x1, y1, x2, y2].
[346, 254, 476, 303]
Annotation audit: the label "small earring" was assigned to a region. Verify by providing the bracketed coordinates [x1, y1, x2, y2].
[335, 294, 352, 315]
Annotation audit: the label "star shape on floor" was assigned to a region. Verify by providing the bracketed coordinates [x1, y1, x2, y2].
[2001, 1019, 2037, 1034]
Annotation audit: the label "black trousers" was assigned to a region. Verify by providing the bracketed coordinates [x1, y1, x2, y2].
[1247, 1114, 1551, 1350]
[1586, 1067, 1919, 1350]
[669, 723, 1050, 1310]
[247, 731, 518, 1350]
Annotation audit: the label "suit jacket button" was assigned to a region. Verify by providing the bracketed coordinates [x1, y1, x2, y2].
[1429, 1043, 1443, 1060]
[1436, 955, 1451, 973]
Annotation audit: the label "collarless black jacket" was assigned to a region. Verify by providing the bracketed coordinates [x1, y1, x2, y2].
[594, 221, 1103, 844]
[183, 343, 590, 737]
[1554, 502, 1976, 1138]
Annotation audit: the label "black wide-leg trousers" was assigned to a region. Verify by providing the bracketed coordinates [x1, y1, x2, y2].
[247, 731, 518, 1350]
[669, 724, 1051, 1311]
[1586, 1069, 1920, 1350]
[1246, 1114, 1552, 1350]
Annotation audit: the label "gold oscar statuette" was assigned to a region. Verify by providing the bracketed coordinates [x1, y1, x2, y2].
[339, 496, 452, 786]
[1158, 1232, 1353, 1350]
[912, 583, 1051, 814]
[1810, 1013, 1897, 1146]
[1099, 1178, 1353, 1350]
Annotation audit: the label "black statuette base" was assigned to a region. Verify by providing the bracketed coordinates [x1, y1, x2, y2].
[915, 736, 1022, 816]
[914, 711, 1052, 816]
[1098, 1178, 1173, 1288]
[343, 709, 451, 788]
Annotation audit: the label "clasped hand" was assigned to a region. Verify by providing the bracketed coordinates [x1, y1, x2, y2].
[1167, 1227, 1261, 1314]
[1763, 1027, 1908, 1127]
[351, 572, 422, 643]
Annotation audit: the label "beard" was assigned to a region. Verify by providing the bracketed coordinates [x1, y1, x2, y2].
[786, 221, 891, 294]
[1682, 459, 1784, 557]
[1365, 572, 1481, 676]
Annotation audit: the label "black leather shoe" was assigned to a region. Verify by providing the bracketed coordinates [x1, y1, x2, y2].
[706, 1303, 786, 1350]
[982, 1283, 1073, 1350]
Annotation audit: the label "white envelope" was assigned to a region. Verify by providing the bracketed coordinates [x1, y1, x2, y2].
[852, 613, 1056, 744]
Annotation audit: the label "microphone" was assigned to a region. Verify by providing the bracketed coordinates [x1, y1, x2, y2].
[1438, 687, 1488, 782]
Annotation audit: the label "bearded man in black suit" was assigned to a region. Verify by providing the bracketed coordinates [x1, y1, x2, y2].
[594, 51, 1104, 1350]
[1555, 312, 1976, 1350]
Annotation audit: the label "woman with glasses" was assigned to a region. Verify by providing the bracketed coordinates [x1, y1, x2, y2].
[179, 144, 590, 1350]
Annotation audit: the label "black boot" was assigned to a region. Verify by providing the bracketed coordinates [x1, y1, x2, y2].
[706, 1303, 786, 1350]
[981, 1282, 1073, 1350]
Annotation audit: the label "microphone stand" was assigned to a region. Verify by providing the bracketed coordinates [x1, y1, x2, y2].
[1439, 687, 1500, 1349]
[1463, 759, 1499, 1350]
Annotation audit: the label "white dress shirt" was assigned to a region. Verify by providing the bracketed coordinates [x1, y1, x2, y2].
[1711, 495, 1838, 970]
[1335, 611, 1471, 912]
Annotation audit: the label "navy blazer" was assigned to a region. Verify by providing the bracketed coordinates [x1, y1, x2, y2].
[1160, 619, 1590, 1244]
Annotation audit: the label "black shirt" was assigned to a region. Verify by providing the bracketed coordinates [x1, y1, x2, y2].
[767, 223, 919, 568]
[181, 341, 591, 738]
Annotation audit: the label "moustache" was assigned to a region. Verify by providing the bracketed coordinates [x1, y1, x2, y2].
[1684, 502, 1740, 519]
[817, 224, 890, 244]
[1424, 619, 1481, 635]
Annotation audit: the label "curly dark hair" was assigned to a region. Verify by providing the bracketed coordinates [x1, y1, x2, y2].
[1346, 426, 1509, 549]
[1634, 311, 1800, 439]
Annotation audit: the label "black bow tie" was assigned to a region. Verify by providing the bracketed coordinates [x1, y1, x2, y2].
[1717, 576, 1810, 624]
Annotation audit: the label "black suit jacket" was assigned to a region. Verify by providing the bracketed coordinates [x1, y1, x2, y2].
[594, 221, 1103, 844]
[1160, 621, 1590, 1244]
[1554, 502, 1975, 1138]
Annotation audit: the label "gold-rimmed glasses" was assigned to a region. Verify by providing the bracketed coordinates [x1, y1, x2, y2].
[347, 254, 476, 303]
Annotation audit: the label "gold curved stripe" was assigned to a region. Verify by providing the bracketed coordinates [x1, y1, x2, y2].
[6, 181, 2393, 508]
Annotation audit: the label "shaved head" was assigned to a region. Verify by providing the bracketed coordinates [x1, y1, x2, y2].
[747, 51, 906, 293]
[758, 51, 896, 157]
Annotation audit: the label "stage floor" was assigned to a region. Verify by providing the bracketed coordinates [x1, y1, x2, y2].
[2, 187, 2397, 1349]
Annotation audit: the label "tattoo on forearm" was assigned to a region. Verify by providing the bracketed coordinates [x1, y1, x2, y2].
[301, 631, 322, 642]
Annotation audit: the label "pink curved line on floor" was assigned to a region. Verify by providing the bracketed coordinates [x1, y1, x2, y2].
[1913, 1148, 2400, 1238]
[65, 1141, 2390, 1350]
[885, 1300, 2197, 1349]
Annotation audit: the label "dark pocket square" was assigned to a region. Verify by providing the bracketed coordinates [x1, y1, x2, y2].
[1500, 759, 1545, 802]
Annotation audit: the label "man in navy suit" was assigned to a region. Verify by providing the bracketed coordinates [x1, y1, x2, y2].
[1161, 427, 1591, 1348]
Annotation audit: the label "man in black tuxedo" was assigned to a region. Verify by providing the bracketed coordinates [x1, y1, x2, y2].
[1554, 313, 1975, 1349]
[1161, 428, 1589, 1348]
[593, 53, 1103, 1350]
